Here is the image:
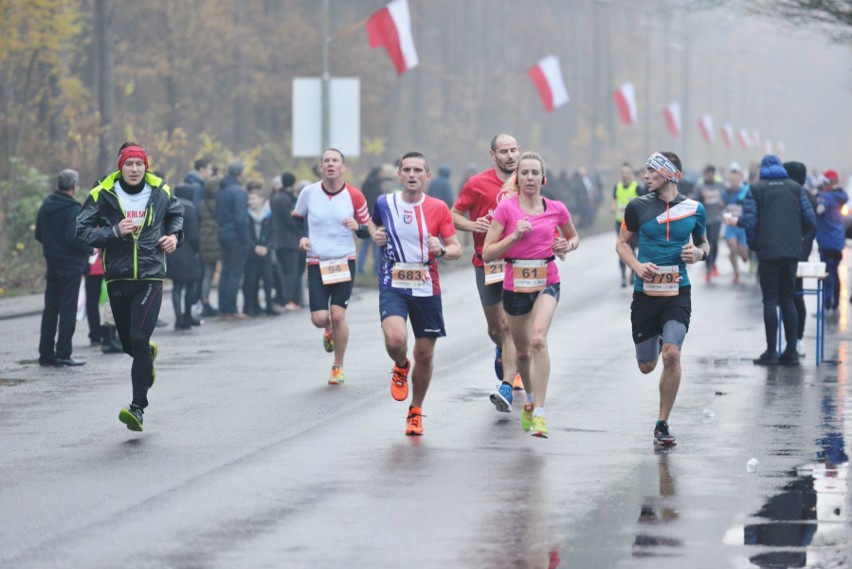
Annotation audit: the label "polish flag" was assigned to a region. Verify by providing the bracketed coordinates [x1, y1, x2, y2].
[777, 140, 786, 156]
[663, 101, 681, 137]
[737, 128, 751, 149]
[764, 139, 773, 155]
[528, 55, 570, 112]
[613, 82, 637, 125]
[721, 123, 734, 148]
[366, 0, 419, 75]
[751, 129, 761, 147]
[698, 114, 715, 144]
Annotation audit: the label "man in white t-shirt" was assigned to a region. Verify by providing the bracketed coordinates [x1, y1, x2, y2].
[293, 148, 371, 385]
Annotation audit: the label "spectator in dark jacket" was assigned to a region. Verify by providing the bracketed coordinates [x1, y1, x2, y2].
[270, 172, 301, 309]
[784, 161, 818, 357]
[198, 172, 220, 316]
[167, 184, 203, 329]
[184, 158, 213, 222]
[216, 162, 250, 319]
[729, 154, 816, 366]
[242, 183, 277, 316]
[36, 169, 93, 366]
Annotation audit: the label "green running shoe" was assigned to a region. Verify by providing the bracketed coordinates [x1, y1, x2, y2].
[119, 404, 143, 432]
[329, 365, 345, 385]
[530, 415, 549, 438]
[521, 403, 534, 431]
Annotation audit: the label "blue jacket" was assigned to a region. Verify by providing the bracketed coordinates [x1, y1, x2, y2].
[816, 188, 849, 251]
[216, 175, 250, 247]
[739, 156, 816, 261]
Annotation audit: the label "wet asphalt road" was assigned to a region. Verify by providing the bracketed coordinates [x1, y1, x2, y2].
[1, 233, 850, 568]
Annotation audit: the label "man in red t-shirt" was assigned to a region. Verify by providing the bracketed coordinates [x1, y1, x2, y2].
[451, 133, 524, 404]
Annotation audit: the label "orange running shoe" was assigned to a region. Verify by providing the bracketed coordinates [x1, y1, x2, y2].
[406, 407, 424, 436]
[512, 373, 523, 391]
[329, 366, 345, 385]
[391, 358, 410, 401]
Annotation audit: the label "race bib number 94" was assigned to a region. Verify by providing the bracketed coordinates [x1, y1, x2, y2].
[512, 260, 547, 293]
[320, 258, 352, 284]
[643, 265, 680, 297]
[391, 262, 427, 289]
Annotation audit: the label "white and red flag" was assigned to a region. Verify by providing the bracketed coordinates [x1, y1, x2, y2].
[764, 139, 773, 155]
[721, 123, 734, 148]
[737, 128, 751, 149]
[777, 140, 786, 157]
[751, 129, 761, 147]
[613, 82, 637, 125]
[698, 114, 715, 144]
[663, 101, 681, 137]
[366, 0, 419, 75]
[528, 55, 570, 112]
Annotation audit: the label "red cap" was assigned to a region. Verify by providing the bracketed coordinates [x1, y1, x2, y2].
[824, 169, 839, 182]
[117, 145, 149, 171]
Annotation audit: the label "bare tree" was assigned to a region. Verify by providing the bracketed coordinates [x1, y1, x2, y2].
[696, 0, 852, 43]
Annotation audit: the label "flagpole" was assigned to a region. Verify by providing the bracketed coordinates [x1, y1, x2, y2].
[321, 0, 330, 152]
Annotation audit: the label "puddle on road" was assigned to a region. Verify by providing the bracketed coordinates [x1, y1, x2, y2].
[632, 451, 684, 559]
[739, 372, 849, 567]
[0, 377, 25, 387]
[742, 462, 848, 567]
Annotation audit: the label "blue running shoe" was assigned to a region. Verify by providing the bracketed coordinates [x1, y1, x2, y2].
[489, 382, 513, 412]
[494, 346, 503, 381]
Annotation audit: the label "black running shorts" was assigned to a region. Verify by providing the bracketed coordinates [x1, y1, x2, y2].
[307, 260, 356, 312]
[630, 286, 691, 345]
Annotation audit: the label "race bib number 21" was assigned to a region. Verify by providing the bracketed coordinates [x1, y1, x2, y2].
[484, 260, 505, 285]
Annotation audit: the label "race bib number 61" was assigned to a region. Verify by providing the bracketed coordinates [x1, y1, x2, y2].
[512, 260, 547, 293]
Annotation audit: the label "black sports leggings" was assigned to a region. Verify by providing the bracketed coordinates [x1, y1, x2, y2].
[107, 280, 163, 409]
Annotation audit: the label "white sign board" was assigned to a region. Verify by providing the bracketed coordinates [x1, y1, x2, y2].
[292, 77, 360, 157]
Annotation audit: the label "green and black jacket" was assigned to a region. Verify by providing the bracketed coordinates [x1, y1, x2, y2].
[76, 171, 184, 282]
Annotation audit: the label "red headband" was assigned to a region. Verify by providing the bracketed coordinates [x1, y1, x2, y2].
[117, 146, 149, 171]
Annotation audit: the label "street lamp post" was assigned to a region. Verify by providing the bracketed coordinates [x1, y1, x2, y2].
[321, 0, 331, 152]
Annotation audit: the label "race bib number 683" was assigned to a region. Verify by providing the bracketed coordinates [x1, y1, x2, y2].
[391, 262, 427, 289]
